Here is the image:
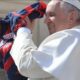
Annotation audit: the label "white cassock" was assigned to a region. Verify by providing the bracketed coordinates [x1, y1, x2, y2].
[10, 25, 80, 80]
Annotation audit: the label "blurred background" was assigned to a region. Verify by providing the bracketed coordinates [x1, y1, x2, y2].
[0, 0, 49, 80]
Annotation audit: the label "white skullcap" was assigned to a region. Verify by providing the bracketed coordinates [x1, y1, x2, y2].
[63, 0, 80, 9]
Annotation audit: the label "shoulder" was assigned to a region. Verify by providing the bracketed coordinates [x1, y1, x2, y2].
[39, 28, 80, 49]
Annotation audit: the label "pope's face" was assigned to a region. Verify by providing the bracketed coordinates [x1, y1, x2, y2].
[44, 0, 72, 34]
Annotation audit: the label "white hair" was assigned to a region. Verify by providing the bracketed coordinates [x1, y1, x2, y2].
[60, 1, 80, 22]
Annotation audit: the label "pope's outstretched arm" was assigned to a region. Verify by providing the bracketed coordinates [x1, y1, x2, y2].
[10, 27, 52, 78]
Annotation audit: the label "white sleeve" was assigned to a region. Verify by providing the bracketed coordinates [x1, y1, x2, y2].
[10, 27, 52, 78]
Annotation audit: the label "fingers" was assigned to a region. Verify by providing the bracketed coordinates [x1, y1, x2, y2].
[25, 17, 36, 31]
